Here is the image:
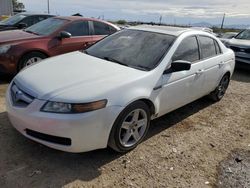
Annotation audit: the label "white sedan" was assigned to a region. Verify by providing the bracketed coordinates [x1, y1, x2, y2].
[6, 25, 235, 153]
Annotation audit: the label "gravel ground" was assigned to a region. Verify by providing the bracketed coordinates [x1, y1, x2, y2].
[0, 69, 249, 188]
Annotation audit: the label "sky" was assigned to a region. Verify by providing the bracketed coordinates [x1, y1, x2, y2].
[20, 0, 250, 25]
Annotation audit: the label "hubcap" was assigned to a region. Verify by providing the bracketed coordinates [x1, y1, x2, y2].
[24, 57, 42, 67]
[119, 109, 148, 147]
[218, 76, 229, 98]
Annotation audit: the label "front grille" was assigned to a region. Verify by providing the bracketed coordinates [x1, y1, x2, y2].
[230, 46, 250, 54]
[26, 129, 72, 146]
[11, 83, 34, 107]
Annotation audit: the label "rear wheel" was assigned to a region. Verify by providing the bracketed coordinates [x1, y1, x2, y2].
[209, 74, 230, 102]
[19, 52, 47, 71]
[108, 101, 150, 153]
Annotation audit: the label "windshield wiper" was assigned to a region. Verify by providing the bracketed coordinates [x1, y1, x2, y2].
[103, 56, 129, 67]
[25, 30, 39, 35]
[131, 65, 150, 71]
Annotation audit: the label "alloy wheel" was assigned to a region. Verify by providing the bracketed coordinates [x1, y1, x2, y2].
[119, 109, 148, 147]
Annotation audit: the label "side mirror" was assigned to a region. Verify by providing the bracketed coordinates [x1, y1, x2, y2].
[17, 22, 27, 29]
[164, 60, 191, 74]
[59, 31, 72, 39]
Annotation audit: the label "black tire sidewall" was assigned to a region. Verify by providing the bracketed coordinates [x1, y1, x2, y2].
[210, 74, 230, 101]
[109, 101, 151, 153]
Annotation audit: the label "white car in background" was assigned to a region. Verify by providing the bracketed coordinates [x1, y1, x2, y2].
[6, 25, 235, 153]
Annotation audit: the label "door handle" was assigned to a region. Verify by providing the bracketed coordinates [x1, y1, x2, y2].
[219, 61, 225, 67]
[195, 69, 204, 75]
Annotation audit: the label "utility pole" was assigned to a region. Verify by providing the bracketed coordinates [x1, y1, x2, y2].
[221, 13, 225, 29]
[159, 15, 162, 25]
[47, 0, 50, 14]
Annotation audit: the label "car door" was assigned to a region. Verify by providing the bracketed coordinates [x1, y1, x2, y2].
[157, 36, 205, 116]
[198, 36, 223, 94]
[55, 21, 93, 54]
[91, 21, 116, 43]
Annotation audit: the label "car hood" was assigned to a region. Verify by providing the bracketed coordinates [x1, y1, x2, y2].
[0, 30, 40, 44]
[14, 51, 148, 102]
[228, 38, 250, 47]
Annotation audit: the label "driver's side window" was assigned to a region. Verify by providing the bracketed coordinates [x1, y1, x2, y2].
[172, 36, 200, 63]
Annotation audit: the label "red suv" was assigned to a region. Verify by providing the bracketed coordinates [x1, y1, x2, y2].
[0, 16, 120, 74]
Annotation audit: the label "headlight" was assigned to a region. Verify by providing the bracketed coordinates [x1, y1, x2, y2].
[41, 99, 108, 113]
[0, 45, 11, 54]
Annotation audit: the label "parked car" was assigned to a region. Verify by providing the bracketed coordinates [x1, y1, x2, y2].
[224, 29, 250, 66]
[0, 13, 54, 31]
[218, 32, 238, 44]
[0, 16, 120, 74]
[6, 26, 235, 153]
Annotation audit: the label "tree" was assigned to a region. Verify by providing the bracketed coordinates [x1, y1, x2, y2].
[12, 0, 25, 11]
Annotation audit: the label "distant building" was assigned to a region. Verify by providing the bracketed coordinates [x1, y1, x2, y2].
[0, 0, 13, 15]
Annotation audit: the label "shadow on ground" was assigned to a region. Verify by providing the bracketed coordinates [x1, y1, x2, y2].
[232, 68, 250, 83]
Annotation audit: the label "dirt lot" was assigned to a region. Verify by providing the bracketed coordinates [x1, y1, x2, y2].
[0, 69, 249, 188]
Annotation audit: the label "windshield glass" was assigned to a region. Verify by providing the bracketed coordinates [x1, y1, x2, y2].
[0, 14, 26, 25]
[24, 18, 67, 36]
[86, 29, 176, 71]
[235, 30, 250, 40]
[222, 33, 236, 39]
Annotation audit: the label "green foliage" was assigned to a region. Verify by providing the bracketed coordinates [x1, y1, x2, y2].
[116, 20, 127, 25]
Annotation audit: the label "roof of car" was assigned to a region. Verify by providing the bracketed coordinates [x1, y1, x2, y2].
[55, 16, 107, 22]
[18, 13, 54, 16]
[129, 25, 191, 36]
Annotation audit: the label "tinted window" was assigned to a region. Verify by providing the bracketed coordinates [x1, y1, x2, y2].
[93, 21, 111, 35]
[86, 29, 176, 71]
[199, 36, 217, 59]
[22, 16, 46, 27]
[172, 36, 199, 63]
[64, 21, 89, 36]
[25, 18, 67, 36]
[214, 40, 221, 54]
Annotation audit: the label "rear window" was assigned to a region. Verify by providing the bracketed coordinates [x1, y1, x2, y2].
[199, 36, 217, 59]
[93, 21, 114, 35]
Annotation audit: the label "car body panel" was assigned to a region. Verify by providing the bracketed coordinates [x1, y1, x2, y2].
[7, 27, 235, 152]
[0, 16, 120, 74]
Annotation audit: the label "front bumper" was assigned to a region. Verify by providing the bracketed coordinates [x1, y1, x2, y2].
[0, 54, 17, 74]
[6, 87, 124, 153]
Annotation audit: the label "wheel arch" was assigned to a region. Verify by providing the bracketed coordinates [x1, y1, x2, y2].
[18, 50, 50, 71]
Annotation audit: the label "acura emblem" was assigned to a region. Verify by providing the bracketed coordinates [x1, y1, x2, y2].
[14, 90, 23, 102]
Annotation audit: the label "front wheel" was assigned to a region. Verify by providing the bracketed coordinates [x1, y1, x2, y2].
[18, 52, 47, 71]
[108, 101, 151, 153]
[209, 74, 230, 102]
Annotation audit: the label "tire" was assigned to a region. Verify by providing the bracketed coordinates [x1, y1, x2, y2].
[18, 52, 47, 71]
[209, 74, 230, 102]
[108, 101, 151, 153]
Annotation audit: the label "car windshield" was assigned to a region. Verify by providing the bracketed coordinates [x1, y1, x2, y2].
[86, 29, 176, 71]
[24, 18, 67, 36]
[235, 30, 250, 40]
[222, 33, 236, 39]
[0, 14, 26, 25]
